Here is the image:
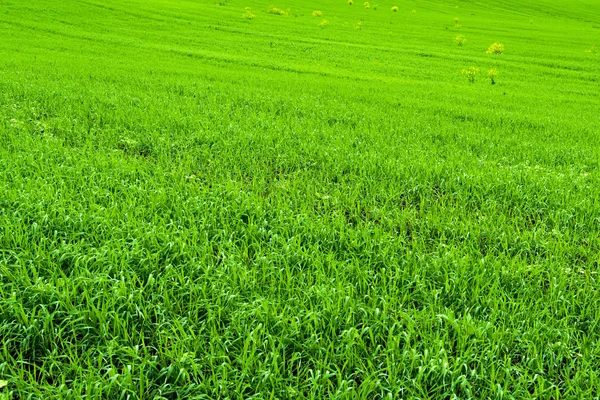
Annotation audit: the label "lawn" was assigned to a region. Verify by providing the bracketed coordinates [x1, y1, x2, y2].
[0, 0, 599, 398]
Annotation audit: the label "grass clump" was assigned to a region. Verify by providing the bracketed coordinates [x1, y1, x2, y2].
[118, 137, 154, 157]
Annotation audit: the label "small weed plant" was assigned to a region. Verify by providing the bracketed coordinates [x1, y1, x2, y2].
[456, 35, 467, 46]
[486, 42, 505, 54]
[391, 6, 398, 12]
[319, 19, 329, 28]
[243, 6, 255, 19]
[488, 68, 497, 84]
[364, 2, 370, 9]
[312, 10, 322, 17]
[267, 5, 287, 15]
[462, 66, 479, 83]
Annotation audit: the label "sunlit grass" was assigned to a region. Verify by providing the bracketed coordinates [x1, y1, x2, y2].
[0, 0, 599, 398]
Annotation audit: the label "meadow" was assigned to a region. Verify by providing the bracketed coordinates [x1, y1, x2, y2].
[0, 0, 599, 398]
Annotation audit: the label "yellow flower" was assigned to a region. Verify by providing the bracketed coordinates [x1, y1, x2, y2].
[486, 42, 505, 54]
[488, 68, 497, 84]
[461, 67, 479, 83]
[267, 5, 287, 15]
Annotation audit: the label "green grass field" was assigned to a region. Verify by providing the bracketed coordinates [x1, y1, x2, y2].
[1, 0, 600, 398]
